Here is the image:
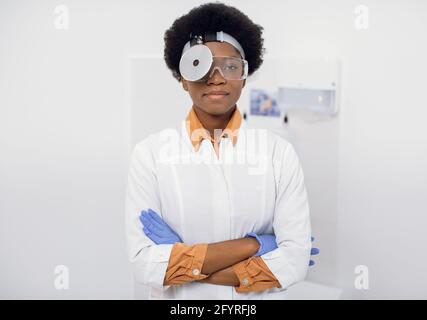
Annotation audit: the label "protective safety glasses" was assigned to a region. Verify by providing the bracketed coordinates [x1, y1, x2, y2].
[192, 56, 248, 82]
[179, 44, 248, 82]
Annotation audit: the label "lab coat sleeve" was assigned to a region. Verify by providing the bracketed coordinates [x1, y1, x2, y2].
[125, 138, 173, 291]
[261, 141, 312, 291]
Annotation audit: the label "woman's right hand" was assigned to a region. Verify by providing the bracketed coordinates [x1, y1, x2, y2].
[245, 233, 278, 256]
[245, 233, 320, 267]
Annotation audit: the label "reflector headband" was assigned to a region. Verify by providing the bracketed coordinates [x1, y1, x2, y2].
[181, 31, 245, 59]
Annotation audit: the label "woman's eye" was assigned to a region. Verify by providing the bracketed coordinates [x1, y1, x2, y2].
[225, 65, 238, 70]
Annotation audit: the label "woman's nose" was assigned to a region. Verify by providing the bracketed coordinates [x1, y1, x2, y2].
[207, 67, 226, 84]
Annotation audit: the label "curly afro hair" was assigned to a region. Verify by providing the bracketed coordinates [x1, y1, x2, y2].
[164, 2, 265, 82]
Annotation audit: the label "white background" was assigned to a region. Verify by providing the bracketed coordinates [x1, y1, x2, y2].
[1, 0, 426, 299]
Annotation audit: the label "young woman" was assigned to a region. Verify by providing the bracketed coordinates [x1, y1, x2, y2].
[125, 2, 313, 300]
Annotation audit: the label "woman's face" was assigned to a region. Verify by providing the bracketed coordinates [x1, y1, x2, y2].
[181, 41, 246, 116]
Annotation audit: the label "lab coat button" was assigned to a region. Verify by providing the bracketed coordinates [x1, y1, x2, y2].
[242, 278, 249, 286]
[192, 268, 200, 276]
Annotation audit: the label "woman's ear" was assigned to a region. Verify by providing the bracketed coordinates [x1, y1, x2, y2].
[181, 79, 189, 92]
[242, 79, 246, 89]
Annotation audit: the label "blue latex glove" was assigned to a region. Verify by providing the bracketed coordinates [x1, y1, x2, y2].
[245, 232, 278, 256]
[246, 232, 320, 266]
[309, 236, 320, 266]
[139, 209, 182, 244]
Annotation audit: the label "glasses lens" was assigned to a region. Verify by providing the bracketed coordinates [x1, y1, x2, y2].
[213, 57, 245, 80]
[214, 57, 244, 80]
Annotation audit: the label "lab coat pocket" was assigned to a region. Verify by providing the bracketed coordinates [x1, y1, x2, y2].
[150, 287, 167, 299]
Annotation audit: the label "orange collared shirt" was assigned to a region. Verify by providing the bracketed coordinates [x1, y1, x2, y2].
[185, 105, 241, 157]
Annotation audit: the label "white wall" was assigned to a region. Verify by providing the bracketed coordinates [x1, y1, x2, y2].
[1, 0, 426, 299]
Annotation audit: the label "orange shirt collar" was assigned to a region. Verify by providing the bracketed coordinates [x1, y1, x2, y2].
[185, 106, 242, 152]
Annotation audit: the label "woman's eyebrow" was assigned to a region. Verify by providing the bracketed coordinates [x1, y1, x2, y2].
[213, 54, 241, 58]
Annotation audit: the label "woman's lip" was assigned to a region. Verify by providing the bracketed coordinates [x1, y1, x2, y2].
[204, 94, 228, 100]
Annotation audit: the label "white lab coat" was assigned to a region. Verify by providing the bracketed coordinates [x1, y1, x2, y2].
[125, 118, 311, 299]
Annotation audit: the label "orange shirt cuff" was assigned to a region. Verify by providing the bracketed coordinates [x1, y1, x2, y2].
[232, 256, 281, 293]
[164, 243, 209, 286]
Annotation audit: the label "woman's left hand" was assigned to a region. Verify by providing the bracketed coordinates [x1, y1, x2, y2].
[139, 209, 182, 244]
